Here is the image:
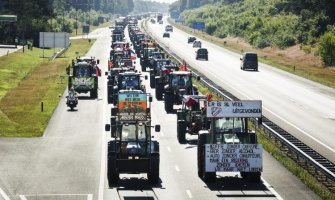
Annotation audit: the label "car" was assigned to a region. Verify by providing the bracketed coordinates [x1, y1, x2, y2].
[188, 36, 196, 43]
[192, 40, 202, 48]
[165, 25, 173, 32]
[195, 48, 208, 60]
[240, 52, 258, 71]
[159, 20, 163, 24]
[150, 19, 156, 24]
[163, 32, 170, 38]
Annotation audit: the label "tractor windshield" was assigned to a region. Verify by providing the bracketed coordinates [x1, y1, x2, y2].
[121, 124, 146, 141]
[74, 65, 91, 77]
[214, 118, 251, 144]
[121, 75, 139, 88]
[171, 75, 191, 88]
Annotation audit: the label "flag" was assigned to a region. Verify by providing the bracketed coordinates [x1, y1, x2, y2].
[207, 93, 213, 101]
[108, 60, 113, 70]
[179, 60, 187, 71]
[163, 68, 172, 74]
[183, 96, 197, 107]
[130, 49, 136, 60]
[96, 66, 101, 77]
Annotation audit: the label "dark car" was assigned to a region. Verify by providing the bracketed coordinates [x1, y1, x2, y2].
[240, 52, 258, 71]
[187, 36, 196, 43]
[195, 48, 208, 61]
[163, 32, 170, 38]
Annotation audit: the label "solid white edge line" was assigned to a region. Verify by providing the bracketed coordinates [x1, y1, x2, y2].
[22, 194, 91, 196]
[262, 178, 284, 200]
[186, 190, 193, 199]
[0, 188, 11, 200]
[98, 86, 107, 200]
[19, 195, 27, 200]
[264, 106, 335, 153]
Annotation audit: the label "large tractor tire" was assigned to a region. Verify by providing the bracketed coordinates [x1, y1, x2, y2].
[148, 155, 160, 184]
[155, 82, 163, 100]
[150, 73, 155, 88]
[141, 64, 146, 72]
[107, 153, 119, 186]
[68, 76, 72, 90]
[90, 89, 97, 99]
[197, 133, 206, 178]
[177, 120, 187, 144]
[164, 93, 174, 113]
[107, 85, 112, 104]
[197, 133, 216, 182]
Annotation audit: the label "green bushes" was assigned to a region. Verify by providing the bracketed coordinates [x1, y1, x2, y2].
[318, 31, 335, 66]
[180, 0, 331, 50]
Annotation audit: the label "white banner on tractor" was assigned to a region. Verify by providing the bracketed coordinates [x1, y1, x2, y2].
[206, 100, 262, 118]
[205, 144, 263, 172]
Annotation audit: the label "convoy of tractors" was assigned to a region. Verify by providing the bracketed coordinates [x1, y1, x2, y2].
[66, 14, 263, 187]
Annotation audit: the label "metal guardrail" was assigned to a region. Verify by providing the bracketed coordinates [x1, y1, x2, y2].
[141, 20, 335, 191]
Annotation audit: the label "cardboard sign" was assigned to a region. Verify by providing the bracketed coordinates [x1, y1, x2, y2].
[205, 144, 263, 172]
[207, 100, 262, 118]
[118, 93, 147, 121]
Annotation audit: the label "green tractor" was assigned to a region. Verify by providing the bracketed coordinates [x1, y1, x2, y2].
[163, 71, 199, 113]
[105, 92, 161, 186]
[176, 95, 209, 144]
[197, 100, 263, 183]
[154, 64, 179, 100]
[66, 57, 100, 99]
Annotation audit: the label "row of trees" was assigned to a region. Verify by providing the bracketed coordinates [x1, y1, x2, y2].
[173, 0, 335, 65]
[0, 0, 135, 45]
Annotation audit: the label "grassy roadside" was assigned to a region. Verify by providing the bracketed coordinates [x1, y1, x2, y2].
[0, 39, 95, 137]
[168, 19, 335, 89]
[193, 80, 335, 200]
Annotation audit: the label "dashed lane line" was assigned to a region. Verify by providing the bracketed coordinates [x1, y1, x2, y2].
[186, 190, 193, 199]
[175, 165, 180, 172]
[0, 188, 11, 200]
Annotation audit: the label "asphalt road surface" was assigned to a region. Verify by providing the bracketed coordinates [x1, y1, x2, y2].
[0, 23, 321, 200]
[147, 18, 335, 164]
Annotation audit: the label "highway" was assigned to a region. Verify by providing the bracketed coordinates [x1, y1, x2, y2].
[0, 22, 321, 200]
[147, 18, 335, 163]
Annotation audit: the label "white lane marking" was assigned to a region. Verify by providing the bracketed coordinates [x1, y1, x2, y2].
[87, 194, 93, 200]
[0, 188, 11, 200]
[167, 147, 171, 152]
[262, 178, 284, 200]
[22, 194, 92, 196]
[175, 165, 180, 172]
[186, 190, 193, 199]
[264, 106, 335, 153]
[19, 195, 27, 200]
[98, 83, 107, 200]
[160, 131, 164, 136]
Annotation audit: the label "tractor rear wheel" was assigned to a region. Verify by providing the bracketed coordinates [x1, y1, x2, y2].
[177, 120, 187, 144]
[148, 155, 160, 184]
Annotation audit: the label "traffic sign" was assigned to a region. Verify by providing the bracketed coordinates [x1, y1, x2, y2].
[192, 22, 205, 30]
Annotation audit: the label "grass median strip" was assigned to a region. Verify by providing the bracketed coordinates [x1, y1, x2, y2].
[0, 39, 95, 137]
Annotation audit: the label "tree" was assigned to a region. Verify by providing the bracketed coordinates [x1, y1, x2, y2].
[319, 31, 335, 66]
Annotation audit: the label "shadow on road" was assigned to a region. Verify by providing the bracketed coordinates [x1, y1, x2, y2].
[204, 176, 276, 198]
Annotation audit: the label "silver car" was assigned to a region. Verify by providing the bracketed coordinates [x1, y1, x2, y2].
[192, 40, 202, 48]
